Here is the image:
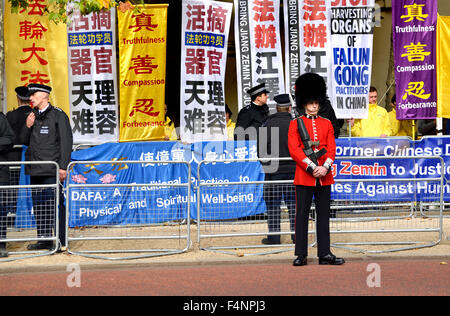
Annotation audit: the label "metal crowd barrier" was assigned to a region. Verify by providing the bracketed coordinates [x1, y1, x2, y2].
[197, 158, 301, 256]
[329, 156, 444, 253]
[66, 160, 191, 260]
[196, 156, 445, 256]
[392, 135, 450, 219]
[2, 151, 446, 261]
[0, 161, 60, 262]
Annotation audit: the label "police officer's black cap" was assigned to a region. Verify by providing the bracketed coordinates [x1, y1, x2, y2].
[247, 83, 269, 98]
[273, 94, 292, 107]
[15, 86, 30, 101]
[27, 83, 52, 96]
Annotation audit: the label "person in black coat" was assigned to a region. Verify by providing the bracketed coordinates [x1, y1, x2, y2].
[260, 94, 296, 244]
[234, 83, 270, 140]
[295, 73, 343, 138]
[6, 86, 32, 226]
[0, 113, 15, 257]
[20, 84, 73, 251]
[6, 86, 32, 162]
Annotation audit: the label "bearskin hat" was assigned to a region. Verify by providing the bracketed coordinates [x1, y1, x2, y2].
[294, 72, 327, 107]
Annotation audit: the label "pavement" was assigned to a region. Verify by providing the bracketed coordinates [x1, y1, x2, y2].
[1, 218, 448, 297]
[2, 259, 449, 296]
[0, 228, 449, 274]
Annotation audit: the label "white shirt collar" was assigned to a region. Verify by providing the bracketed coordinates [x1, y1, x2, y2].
[39, 104, 49, 114]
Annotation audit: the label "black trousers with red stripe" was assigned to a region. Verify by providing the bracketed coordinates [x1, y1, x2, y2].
[294, 183, 331, 257]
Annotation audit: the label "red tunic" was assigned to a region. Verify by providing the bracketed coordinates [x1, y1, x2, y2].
[288, 115, 336, 186]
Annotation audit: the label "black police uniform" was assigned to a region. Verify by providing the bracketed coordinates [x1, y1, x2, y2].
[5, 87, 32, 233]
[6, 86, 32, 162]
[21, 84, 73, 249]
[22, 104, 73, 177]
[21, 103, 73, 249]
[0, 113, 15, 255]
[234, 83, 270, 140]
[235, 103, 269, 131]
[6, 106, 32, 161]
[260, 94, 296, 244]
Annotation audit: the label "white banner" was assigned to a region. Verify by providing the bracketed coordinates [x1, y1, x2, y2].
[67, 6, 119, 144]
[283, 0, 301, 96]
[330, 0, 375, 119]
[293, 0, 333, 100]
[180, 0, 233, 143]
[234, 0, 285, 112]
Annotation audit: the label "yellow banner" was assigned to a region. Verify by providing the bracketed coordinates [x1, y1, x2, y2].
[437, 15, 450, 118]
[118, 4, 168, 141]
[4, 1, 69, 115]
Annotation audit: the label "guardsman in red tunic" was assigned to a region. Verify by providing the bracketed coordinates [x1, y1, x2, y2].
[288, 73, 345, 266]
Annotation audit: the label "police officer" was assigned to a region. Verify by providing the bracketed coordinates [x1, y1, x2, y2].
[6, 86, 32, 223]
[288, 74, 345, 266]
[0, 113, 15, 258]
[20, 84, 73, 251]
[234, 83, 270, 140]
[260, 94, 296, 245]
[6, 86, 32, 162]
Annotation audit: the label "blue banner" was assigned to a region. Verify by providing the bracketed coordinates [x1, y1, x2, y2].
[69, 140, 264, 227]
[333, 137, 446, 202]
[191, 141, 265, 220]
[14, 147, 34, 229]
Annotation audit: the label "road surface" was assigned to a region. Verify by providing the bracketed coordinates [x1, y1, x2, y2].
[0, 259, 448, 298]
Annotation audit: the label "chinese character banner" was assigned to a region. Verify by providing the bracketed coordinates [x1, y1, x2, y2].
[393, 0, 437, 120]
[67, 5, 119, 144]
[234, 0, 285, 112]
[180, 0, 233, 143]
[4, 0, 69, 114]
[330, 0, 375, 119]
[283, 0, 301, 96]
[286, 0, 331, 100]
[118, 4, 168, 142]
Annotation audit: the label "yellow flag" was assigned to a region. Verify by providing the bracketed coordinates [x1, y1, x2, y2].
[4, 1, 69, 115]
[437, 15, 450, 118]
[118, 4, 168, 142]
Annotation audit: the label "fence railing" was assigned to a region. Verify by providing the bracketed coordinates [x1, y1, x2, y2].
[0, 161, 60, 262]
[329, 156, 444, 253]
[1, 154, 446, 261]
[196, 156, 445, 255]
[66, 160, 192, 260]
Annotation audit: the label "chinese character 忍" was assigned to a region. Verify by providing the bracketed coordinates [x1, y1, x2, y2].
[129, 99, 160, 117]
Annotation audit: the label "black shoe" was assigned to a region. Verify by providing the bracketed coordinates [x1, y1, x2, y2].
[293, 255, 307, 266]
[27, 241, 53, 251]
[261, 238, 280, 245]
[318, 254, 345, 265]
[0, 243, 7, 258]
